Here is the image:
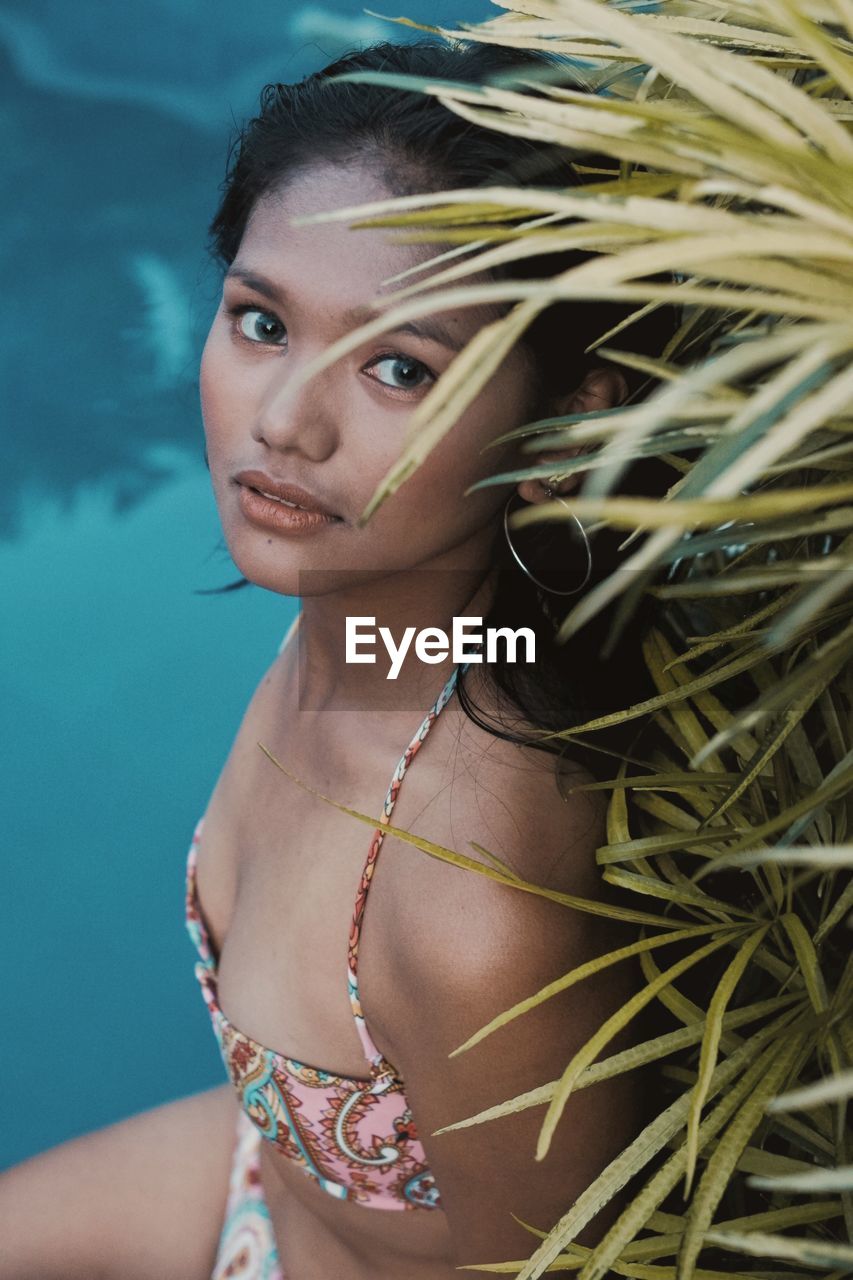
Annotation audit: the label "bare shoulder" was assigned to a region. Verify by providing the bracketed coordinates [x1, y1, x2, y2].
[407, 665, 611, 896]
[379, 673, 623, 1000]
[0, 1084, 238, 1280]
[371, 682, 644, 1263]
[446, 685, 609, 892]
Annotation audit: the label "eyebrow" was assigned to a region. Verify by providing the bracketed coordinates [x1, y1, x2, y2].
[225, 265, 468, 353]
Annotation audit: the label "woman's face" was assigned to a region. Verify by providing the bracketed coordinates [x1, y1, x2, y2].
[200, 160, 540, 598]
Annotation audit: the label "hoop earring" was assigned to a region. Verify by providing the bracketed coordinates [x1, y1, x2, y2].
[503, 490, 593, 595]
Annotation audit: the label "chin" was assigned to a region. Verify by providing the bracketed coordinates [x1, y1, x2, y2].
[218, 531, 299, 596]
[224, 531, 371, 599]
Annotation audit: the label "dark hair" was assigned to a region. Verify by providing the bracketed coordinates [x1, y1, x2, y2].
[202, 38, 678, 783]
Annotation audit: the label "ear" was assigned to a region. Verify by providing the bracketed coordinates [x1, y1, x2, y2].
[515, 366, 629, 505]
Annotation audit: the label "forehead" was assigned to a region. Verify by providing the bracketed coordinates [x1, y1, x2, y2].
[233, 161, 505, 332]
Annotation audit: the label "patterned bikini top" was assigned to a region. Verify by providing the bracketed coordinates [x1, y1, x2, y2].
[186, 610, 478, 1211]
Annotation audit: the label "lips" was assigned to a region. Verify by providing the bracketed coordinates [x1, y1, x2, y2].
[234, 470, 341, 519]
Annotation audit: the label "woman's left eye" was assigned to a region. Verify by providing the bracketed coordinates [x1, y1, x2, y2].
[368, 355, 434, 393]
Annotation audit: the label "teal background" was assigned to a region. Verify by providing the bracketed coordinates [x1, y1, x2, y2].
[0, 0, 483, 1168]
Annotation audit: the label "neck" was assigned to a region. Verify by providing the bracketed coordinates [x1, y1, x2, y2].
[291, 558, 499, 717]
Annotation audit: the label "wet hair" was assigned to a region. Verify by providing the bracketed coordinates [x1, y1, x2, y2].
[202, 38, 678, 783]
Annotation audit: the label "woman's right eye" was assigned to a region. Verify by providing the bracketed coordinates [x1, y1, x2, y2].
[229, 306, 287, 346]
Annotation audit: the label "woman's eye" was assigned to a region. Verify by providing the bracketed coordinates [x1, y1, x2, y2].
[232, 307, 287, 345]
[369, 355, 433, 392]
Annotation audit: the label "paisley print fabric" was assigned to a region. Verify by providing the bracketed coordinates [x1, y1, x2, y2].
[187, 830, 440, 1210]
[187, 611, 480, 1213]
[211, 1109, 284, 1280]
[346, 661, 466, 1083]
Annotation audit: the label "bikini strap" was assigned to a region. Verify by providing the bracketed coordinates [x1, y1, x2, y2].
[347, 651, 480, 1081]
[277, 609, 302, 655]
[279, 606, 478, 1083]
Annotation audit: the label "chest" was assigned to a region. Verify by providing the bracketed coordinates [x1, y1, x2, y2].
[189, 667, 454, 1080]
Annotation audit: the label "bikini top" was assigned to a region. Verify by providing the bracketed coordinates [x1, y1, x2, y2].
[185, 610, 478, 1211]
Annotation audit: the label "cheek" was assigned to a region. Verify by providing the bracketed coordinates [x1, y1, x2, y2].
[426, 399, 524, 510]
[198, 329, 220, 435]
[199, 321, 242, 445]
[385, 431, 502, 548]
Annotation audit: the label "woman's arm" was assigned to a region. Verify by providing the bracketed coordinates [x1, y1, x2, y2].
[0, 1083, 237, 1280]
[376, 748, 644, 1270]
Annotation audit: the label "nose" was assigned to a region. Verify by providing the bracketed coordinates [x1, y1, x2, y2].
[252, 354, 341, 460]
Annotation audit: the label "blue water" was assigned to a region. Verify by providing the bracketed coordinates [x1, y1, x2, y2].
[0, 0, 484, 1168]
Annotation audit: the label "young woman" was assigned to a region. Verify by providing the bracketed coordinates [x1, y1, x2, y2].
[0, 38, 670, 1280]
